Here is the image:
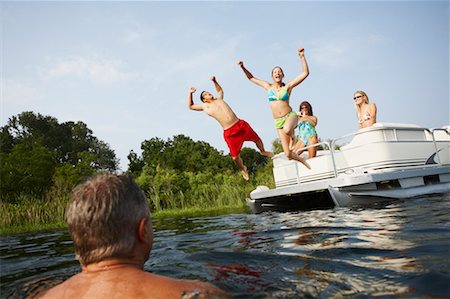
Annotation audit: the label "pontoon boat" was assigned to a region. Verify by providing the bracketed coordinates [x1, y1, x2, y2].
[247, 123, 450, 213]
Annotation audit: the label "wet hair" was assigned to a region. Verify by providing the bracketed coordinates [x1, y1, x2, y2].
[200, 91, 207, 102]
[66, 174, 150, 265]
[299, 101, 314, 116]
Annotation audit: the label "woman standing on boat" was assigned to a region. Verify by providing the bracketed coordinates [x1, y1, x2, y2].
[354, 90, 377, 128]
[237, 48, 311, 169]
[292, 100, 318, 158]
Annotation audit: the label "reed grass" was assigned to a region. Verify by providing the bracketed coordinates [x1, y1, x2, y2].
[152, 205, 249, 219]
[0, 193, 69, 229]
[0, 200, 249, 235]
[0, 167, 274, 235]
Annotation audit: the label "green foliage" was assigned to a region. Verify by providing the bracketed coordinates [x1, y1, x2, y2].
[0, 144, 56, 201]
[130, 133, 275, 213]
[52, 152, 99, 194]
[136, 168, 249, 212]
[138, 134, 234, 174]
[240, 147, 269, 173]
[127, 150, 144, 177]
[0, 111, 282, 233]
[272, 138, 283, 154]
[0, 111, 118, 202]
[0, 193, 69, 229]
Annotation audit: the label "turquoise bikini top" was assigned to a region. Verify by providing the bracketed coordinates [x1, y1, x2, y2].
[268, 87, 289, 102]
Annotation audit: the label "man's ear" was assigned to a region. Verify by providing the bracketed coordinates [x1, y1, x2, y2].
[137, 217, 151, 243]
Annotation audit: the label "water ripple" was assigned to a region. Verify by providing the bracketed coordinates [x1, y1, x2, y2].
[1, 195, 449, 298]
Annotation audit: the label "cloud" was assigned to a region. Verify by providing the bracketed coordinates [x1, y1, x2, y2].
[39, 54, 134, 85]
[122, 30, 143, 43]
[309, 29, 387, 69]
[134, 33, 243, 103]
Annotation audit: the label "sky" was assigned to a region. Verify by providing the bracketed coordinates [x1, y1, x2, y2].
[2, 1, 449, 171]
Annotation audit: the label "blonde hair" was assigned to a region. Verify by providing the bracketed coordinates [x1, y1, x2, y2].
[354, 90, 369, 117]
[67, 174, 150, 265]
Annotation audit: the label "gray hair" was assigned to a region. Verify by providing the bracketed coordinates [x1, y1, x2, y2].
[66, 174, 150, 265]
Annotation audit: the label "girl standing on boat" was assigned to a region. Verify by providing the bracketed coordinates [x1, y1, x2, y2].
[237, 48, 311, 169]
[292, 100, 318, 158]
[354, 90, 377, 128]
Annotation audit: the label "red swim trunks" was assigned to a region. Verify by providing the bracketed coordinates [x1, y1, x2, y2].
[223, 119, 261, 157]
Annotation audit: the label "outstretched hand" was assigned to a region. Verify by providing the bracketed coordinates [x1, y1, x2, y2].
[189, 87, 196, 94]
[236, 60, 244, 67]
[210, 76, 216, 82]
[298, 48, 305, 56]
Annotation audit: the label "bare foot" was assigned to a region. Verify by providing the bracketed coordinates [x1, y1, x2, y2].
[291, 152, 311, 170]
[241, 166, 249, 181]
[299, 157, 311, 170]
[261, 151, 274, 158]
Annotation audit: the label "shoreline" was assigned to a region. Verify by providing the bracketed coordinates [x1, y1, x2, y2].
[0, 205, 249, 235]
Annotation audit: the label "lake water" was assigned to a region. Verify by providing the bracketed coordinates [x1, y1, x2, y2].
[1, 195, 450, 298]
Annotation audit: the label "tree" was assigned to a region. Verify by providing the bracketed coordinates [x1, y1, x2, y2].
[136, 134, 234, 174]
[127, 150, 145, 177]
[240, 147, 269, 174]
[0, 144, 55, 201]
[0, 112, 118, 201]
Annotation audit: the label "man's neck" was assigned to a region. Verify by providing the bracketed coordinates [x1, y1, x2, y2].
[82, 258, 143, 274]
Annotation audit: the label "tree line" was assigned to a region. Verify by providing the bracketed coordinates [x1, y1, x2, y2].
[1, 112, 273, 209]
[1, 112, 118, 202]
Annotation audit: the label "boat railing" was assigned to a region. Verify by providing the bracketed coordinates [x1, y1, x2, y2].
[431, 127, 450, 165]
[292, 125, 449, 179]
[328, 126, 448, 177]
[328, 129, 374, 178]
[292, 140, 338, 177]
[294, 141, 332, 153]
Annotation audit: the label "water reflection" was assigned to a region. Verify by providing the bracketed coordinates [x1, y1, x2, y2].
[1, 195, 449, 298]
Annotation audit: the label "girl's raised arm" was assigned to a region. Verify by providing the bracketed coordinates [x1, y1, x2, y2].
[285, 48, 310, 92]
[237, 60, 271, 90]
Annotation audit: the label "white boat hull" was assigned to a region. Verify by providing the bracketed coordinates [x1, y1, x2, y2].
[247, 124, 450, 213]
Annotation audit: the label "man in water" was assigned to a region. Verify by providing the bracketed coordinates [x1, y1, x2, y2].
[38, 174, 226, 299]
[188, 76, 273, 180]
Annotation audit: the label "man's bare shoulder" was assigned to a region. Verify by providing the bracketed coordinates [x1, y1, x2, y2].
[35, 275, 80, 299]
[37, 269, 226, 299]
[142, 272, 227, 298]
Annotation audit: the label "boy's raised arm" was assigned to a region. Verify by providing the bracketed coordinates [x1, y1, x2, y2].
[210, 76, 223, 99]
[188, 87, 203, 111]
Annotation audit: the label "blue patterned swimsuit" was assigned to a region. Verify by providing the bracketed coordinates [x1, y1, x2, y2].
[297, 120, 317, 145]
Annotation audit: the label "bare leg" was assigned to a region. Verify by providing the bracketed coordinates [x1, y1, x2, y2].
[278, 129, 311, 169]
[307, 135, 318, 158]
[232, 155, 249, 180]
[255, 139, 274, 157]
[283, 115, 298, 150]
[289, 135, 296, 150]
[292, 139, 306, 156]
